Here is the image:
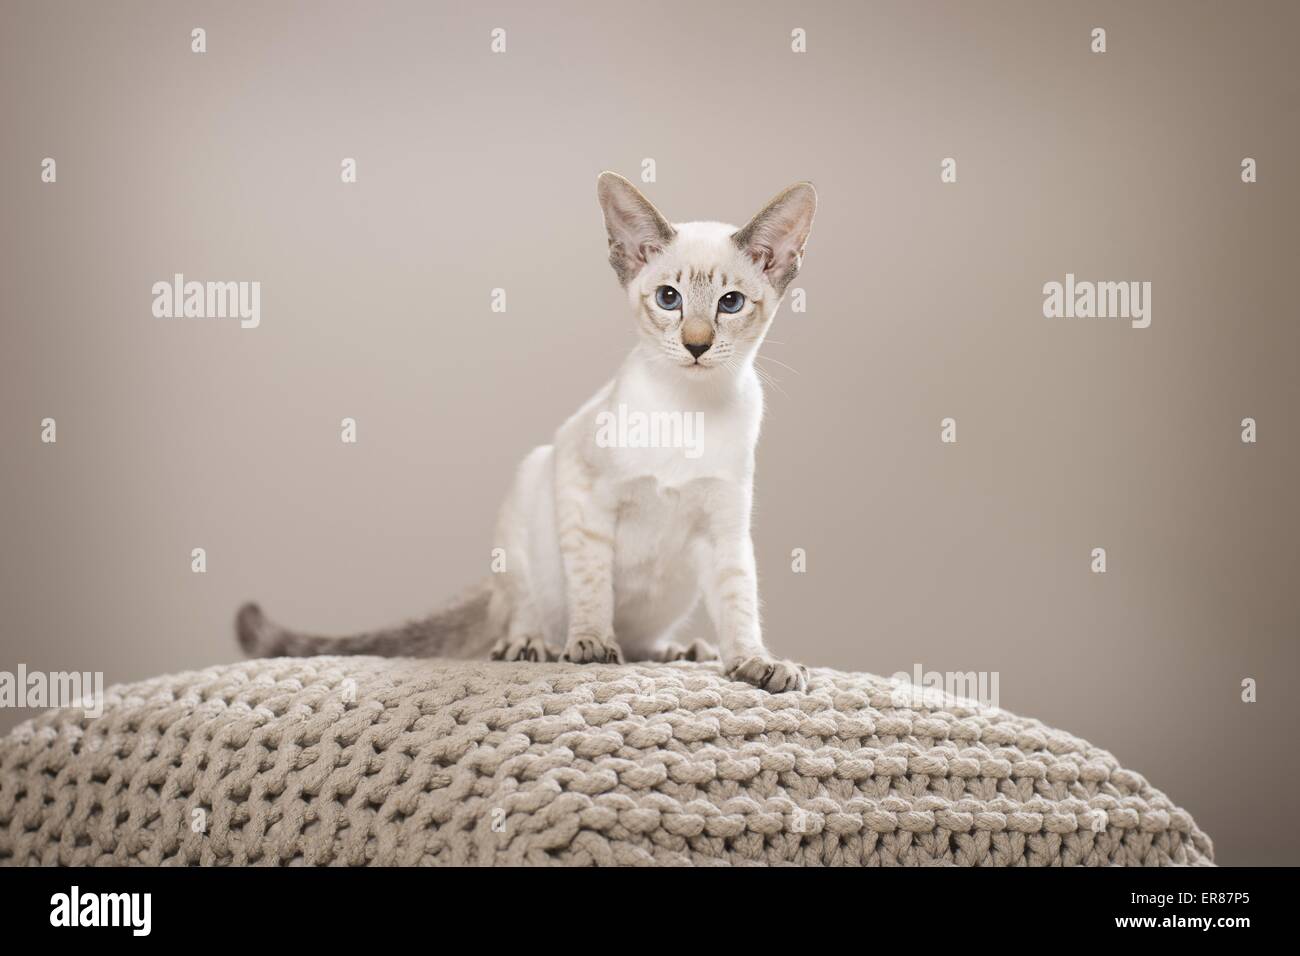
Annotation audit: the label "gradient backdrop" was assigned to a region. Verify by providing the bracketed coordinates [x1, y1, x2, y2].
[2, 1, 1297, 865]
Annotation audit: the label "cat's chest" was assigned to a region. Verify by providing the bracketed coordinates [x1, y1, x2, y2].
[611, 475, 734, 557]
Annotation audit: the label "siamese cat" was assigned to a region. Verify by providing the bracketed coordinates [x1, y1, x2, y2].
[238, 172, 816, 692]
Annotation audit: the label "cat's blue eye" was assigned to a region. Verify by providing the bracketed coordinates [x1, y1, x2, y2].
[718, 291, 746, 314]
[655, 286, 681, 310]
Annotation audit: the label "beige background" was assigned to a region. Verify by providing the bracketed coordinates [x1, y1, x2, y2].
[2, 1, 1297, 865]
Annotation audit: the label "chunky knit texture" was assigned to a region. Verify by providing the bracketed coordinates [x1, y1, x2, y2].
[0, 657, 1212, 866]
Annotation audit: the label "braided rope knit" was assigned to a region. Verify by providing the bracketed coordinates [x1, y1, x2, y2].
[0, 657, 1213, 866]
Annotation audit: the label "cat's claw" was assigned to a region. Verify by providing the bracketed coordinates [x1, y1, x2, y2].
[490, 635, 553, 662]
[562, 634, 624, 664]
[728, 655, 808, 693]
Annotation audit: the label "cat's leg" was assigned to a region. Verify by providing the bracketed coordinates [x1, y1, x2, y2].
[703, 496, 807, 693]
[488, 448, 556, 663]
[615, 609, 717, 663]
[486, 568, 549, 664]
[656, 639, 720, 663]
[488, 592, 552, 662]
[627, 602, 719, 663]
[484, 539, 551, 662]
[554, 445, 622, 664]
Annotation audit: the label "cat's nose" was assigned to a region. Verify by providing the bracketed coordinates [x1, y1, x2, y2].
[685, 342, 711, 359]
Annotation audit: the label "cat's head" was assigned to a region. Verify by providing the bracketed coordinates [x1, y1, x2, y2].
[596, 172, 816, 377]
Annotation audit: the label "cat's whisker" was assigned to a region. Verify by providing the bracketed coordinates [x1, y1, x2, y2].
[755, 354, 801, 376]
[745, 358, 789, 398]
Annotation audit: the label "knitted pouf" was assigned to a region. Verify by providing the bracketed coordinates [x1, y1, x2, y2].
[0, 657, 1213, 866]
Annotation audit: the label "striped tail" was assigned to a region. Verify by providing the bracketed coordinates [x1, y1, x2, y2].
[235, 580, 493, 660]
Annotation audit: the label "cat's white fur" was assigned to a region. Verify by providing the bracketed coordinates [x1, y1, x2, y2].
[237, 173, 816, 693]
[485, 174, 816, 692]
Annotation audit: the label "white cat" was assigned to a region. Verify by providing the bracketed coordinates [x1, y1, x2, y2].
[238, 172, 816, 692]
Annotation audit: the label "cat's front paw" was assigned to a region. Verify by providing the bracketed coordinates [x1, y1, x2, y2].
[490, 634, 553, 662]
[562, 632, 623, 664]
[658, 639, 720, 663]
[728, 655, 808, 693]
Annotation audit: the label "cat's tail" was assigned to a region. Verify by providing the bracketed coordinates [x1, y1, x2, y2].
[235, 579, 495, 660]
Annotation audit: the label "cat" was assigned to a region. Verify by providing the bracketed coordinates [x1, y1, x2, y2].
[237, 171, 817, 692]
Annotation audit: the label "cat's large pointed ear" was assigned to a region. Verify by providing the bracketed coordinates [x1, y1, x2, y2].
[597, 171, 676, 285]
[732, 182, 817, 294]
